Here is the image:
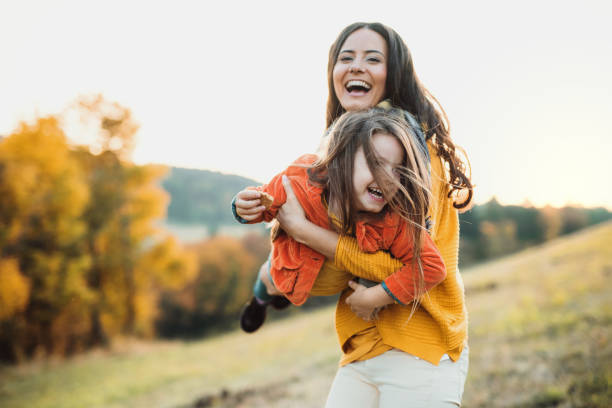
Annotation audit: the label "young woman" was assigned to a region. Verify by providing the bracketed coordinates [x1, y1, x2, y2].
[235, 22, 473, 406]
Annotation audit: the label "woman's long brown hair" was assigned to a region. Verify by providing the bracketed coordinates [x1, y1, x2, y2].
[309, 108, 432, 308]
[326, 22, 473, 209]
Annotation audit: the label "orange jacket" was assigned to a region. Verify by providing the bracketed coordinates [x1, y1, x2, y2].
[250, 154, 446, 306]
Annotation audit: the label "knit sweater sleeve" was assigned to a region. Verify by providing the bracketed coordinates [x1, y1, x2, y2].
[309, 259, 353, 296]
[334, 236, 402, 283]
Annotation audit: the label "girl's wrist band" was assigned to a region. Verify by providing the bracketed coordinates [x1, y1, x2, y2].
[382, 281, 404, 305]
[231, 196, 250, 224]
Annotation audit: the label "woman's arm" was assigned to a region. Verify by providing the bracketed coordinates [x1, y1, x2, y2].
[276, 175, 447, 311]
[277, 176, 404, 281]
[276, 176, 400, 315]
[276, 182, 338, 259]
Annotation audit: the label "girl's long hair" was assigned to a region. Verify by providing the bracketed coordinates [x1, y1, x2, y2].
[326, 22, 473, 209]
[309, 108, 431, 307]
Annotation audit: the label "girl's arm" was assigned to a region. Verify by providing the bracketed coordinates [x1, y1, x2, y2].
[279, 203, 399, 318]
[383, 223, 446, 305]
[276, 176, 401, 311]
[277, 176, 399, 271]
[232, 172, 293, 225]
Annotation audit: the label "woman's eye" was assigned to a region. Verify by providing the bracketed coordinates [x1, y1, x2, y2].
[339, 56, 353, 62]
[368, 57, 381, 63]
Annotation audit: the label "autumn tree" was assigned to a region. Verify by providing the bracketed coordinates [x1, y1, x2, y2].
[0, 117, 91, 360]
[70, 95, 196, 340]
[156, 233, 270, 337]
[0, 96, 196, 362]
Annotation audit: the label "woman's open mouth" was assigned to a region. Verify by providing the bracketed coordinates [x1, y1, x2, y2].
[345, 80, 371, 95]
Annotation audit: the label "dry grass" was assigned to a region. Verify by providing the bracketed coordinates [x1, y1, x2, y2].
[462, 221, 612, 407]
[1, 222, 611, 407]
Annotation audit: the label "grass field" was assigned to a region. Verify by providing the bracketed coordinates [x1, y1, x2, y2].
[1, 222, 611, 407]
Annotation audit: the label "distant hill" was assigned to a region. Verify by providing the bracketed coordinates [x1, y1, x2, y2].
[161, 167, 612, 264]
[161, 167, 262, 235]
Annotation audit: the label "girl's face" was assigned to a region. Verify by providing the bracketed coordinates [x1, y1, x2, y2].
[352, 131, 403, 214]
[333, 28, 388, 112]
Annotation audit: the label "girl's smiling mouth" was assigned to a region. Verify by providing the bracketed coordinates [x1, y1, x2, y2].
[367, 185, 384, 202]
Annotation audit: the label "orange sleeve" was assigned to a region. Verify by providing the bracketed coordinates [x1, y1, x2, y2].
[244, 154, 317, 224]
[382, 224, 447, 305]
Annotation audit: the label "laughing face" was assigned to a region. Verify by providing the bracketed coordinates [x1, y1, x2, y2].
[352, 131, 404, 214]
[332, 28, 388, 112]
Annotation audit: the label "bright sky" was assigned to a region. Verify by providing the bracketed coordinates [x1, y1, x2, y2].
[1, 0, 611, 209]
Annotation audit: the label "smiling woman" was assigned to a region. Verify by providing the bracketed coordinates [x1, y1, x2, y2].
[233, 21, 474, 407]
[332, 28, 388, 112]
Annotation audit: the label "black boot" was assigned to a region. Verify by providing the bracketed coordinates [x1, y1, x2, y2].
[240, 297, 267, 333]
[269, 295, 291, 310]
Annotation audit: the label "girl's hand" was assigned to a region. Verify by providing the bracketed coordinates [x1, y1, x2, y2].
[345, 281, 394, 321]
[234, 189, 267, 221]
[277, 175, 307, 237]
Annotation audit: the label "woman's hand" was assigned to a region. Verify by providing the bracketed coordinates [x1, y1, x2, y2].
[345, 281, 394, 321]
[234, 189, 267, 222]
[276, 175, 339, 259]
[276, 175, 308, 237]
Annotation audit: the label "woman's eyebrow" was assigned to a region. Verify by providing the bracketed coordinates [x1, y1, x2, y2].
[339, 49, 385, 56]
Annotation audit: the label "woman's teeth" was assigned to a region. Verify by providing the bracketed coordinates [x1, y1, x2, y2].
[346, 80, 371, 92]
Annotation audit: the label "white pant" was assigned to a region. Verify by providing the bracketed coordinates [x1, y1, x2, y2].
[325, 347, 469, 408]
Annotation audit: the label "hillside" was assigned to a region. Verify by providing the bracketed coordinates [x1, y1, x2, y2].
[161, 167, 612, 266]
[1, 222, 610, 407]
[161, 167, 261, 232]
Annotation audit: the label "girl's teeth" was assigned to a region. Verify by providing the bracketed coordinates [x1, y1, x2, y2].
[368, 187, 382, 197]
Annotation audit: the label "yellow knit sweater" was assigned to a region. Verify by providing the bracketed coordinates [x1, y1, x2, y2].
[310, 139, 467, 366]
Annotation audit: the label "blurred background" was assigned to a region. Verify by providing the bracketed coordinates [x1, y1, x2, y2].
[0, 1, 610, 407]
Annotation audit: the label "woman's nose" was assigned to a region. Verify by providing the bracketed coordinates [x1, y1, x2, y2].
[349, 60, 364, 74]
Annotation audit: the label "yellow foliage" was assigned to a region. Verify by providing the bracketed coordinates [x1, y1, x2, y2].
[0, 117, 89, 254]
[138, 236, 197, 290]
[133, 291, 158, 337]
[0, 96, 206, 359]
[50, 298, 92, 355]
[0, 117, 89, 219]
[74, 94, 139, 160]
[187, 236, 260, 315]
[0, 258, 30, 320]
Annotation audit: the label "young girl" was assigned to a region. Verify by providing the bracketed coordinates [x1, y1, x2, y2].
[234, 108, 446, 323]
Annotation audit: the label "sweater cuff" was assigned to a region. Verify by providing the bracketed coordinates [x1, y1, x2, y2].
[381, 280, 405, 305]
[231, 196, 249, 224]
